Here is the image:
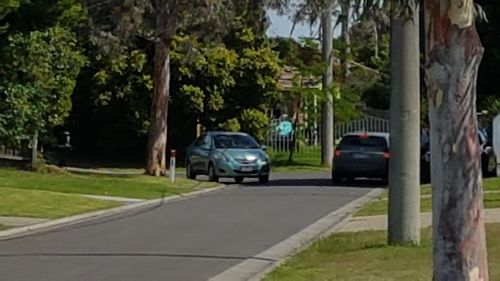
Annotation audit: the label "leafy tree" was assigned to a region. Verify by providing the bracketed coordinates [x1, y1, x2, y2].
[0, 0, 20, 32]
[0, 27, 86, 146]
[86, 0, 273, 176]
[477, 1, 500, 110]
[170, 29, 280, 143]
[239, 109, 269, 143]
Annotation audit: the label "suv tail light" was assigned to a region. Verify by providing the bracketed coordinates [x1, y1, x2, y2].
[383, 149, 390, 159]
[334, 148, 341, 157]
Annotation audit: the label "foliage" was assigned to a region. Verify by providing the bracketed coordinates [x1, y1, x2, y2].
[477, 1, 500, 110]
[0, 27, 86, 145]
[239, 109, 270, 143]
[0, 0, 20, 32]
[171, 29, 280, 134]
[218, 118, 241, 132]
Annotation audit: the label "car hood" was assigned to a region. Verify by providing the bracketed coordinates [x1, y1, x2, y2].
[217, 148, 266, 160]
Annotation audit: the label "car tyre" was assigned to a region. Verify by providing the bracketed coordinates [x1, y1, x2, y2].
[208, 163, 219, 183]
[482, 154, 496, 178]
[332, 173, 342, 184]
[186, 162, 196, 180]
[259, 175, 269, 184]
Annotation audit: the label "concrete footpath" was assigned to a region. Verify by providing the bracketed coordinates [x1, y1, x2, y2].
[339, 208, 500, 233]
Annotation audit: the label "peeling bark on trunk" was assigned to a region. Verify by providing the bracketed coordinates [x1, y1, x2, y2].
[425, 1, 489, 280]
[146, 38, 170, 176]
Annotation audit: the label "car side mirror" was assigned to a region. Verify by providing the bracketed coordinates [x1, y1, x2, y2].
[261, 145, 268, 151]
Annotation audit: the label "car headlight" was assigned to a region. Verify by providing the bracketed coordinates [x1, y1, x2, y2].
[258, 154, 269, 163]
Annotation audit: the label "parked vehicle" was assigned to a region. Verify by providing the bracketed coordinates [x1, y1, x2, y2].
[479, 130, 497, 177]
[419, 130, 496, 182]
[332, 132, 390, 182]
[185, 132, 271, 184]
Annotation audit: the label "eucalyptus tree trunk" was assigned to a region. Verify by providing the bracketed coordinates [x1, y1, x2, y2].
[321, 1, 334, 167]
[425, 0, 488, 280]
[146, 7, 171, 176]
[388, 0, 421, 245]
[340, 0, 351, 79]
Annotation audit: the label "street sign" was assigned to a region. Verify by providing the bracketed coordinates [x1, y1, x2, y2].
[276, 120, 293, 136]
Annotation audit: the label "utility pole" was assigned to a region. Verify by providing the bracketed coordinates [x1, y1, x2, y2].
[388, 0, 421, 245]
[321, 1, 334, 167]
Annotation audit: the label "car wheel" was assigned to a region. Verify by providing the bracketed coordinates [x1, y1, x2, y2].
[332, 173, 342, 184]
[259, 175, 269, 184]
[186, 162, 196, 180]
[208, 163, 219, 183]
[485, 154, 497, 177]
[235, 177, 244, 184]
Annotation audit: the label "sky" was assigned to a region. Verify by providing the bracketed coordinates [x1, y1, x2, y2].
[266, 10, 315, 40]
[266, 10, 340, 40]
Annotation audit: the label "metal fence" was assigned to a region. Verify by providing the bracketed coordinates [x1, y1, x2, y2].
[0, 136, 33, 161]
[335, 115, 390, 140]
[265, 115, 390, 161]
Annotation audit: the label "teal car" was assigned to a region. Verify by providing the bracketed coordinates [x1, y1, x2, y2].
[185, 132, 271, 183]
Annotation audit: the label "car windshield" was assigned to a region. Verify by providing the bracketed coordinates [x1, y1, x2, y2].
[340, 135, 388, 150]
[214, 134, 260, 149]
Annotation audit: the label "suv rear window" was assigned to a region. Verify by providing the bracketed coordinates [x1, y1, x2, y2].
[339, 135, 388, 149]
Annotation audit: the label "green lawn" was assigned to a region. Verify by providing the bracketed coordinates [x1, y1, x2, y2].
[357, 178, 500, 217]
[269, 147, 329, 173]
[419, 178, 500, 195]
[0, 187, 120, 219]
[0, 168, 215, 199]
[264, 224, 500, 281]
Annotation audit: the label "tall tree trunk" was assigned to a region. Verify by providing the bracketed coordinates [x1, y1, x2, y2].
[321, 2, 334, 167]
[388, 0, 421, 245]
[425, 1, 489, 280]
[146, 38, 170, 176]
[373, 22, 379, 59]
[340, 0, 351, 80]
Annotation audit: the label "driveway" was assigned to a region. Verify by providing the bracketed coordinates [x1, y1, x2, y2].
[0, 173, 379, 281]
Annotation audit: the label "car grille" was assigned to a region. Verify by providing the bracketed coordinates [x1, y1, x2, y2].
[235, 158, 257, 164]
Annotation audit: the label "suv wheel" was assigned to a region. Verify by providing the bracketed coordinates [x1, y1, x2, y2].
[208, 164, 219, 182]
[186, 162, 196, 180]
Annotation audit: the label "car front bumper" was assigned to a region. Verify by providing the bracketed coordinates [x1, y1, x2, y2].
[214, 159, 270, 178]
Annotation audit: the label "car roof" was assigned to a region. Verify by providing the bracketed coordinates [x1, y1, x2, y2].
[206, 131, 250, 136]
[342, 131, 390, 145]
[343, 131, 389, 138]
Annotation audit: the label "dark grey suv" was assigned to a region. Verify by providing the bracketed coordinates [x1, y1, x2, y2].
[332, 132, 390, 182]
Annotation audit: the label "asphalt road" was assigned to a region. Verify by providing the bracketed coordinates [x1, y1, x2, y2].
[0, 173, 378, 281]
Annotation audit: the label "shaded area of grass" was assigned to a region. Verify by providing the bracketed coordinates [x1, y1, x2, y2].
[269, 147, 329, 173]
[357, 178, 500, 217]
[0, 168, 215, 200]
[0, 187, 120, 219]
[265, 224, 500, 281]
[0, 224, 10, 231]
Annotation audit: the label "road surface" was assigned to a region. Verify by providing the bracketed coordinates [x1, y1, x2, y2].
[0, 173, 378, 281]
